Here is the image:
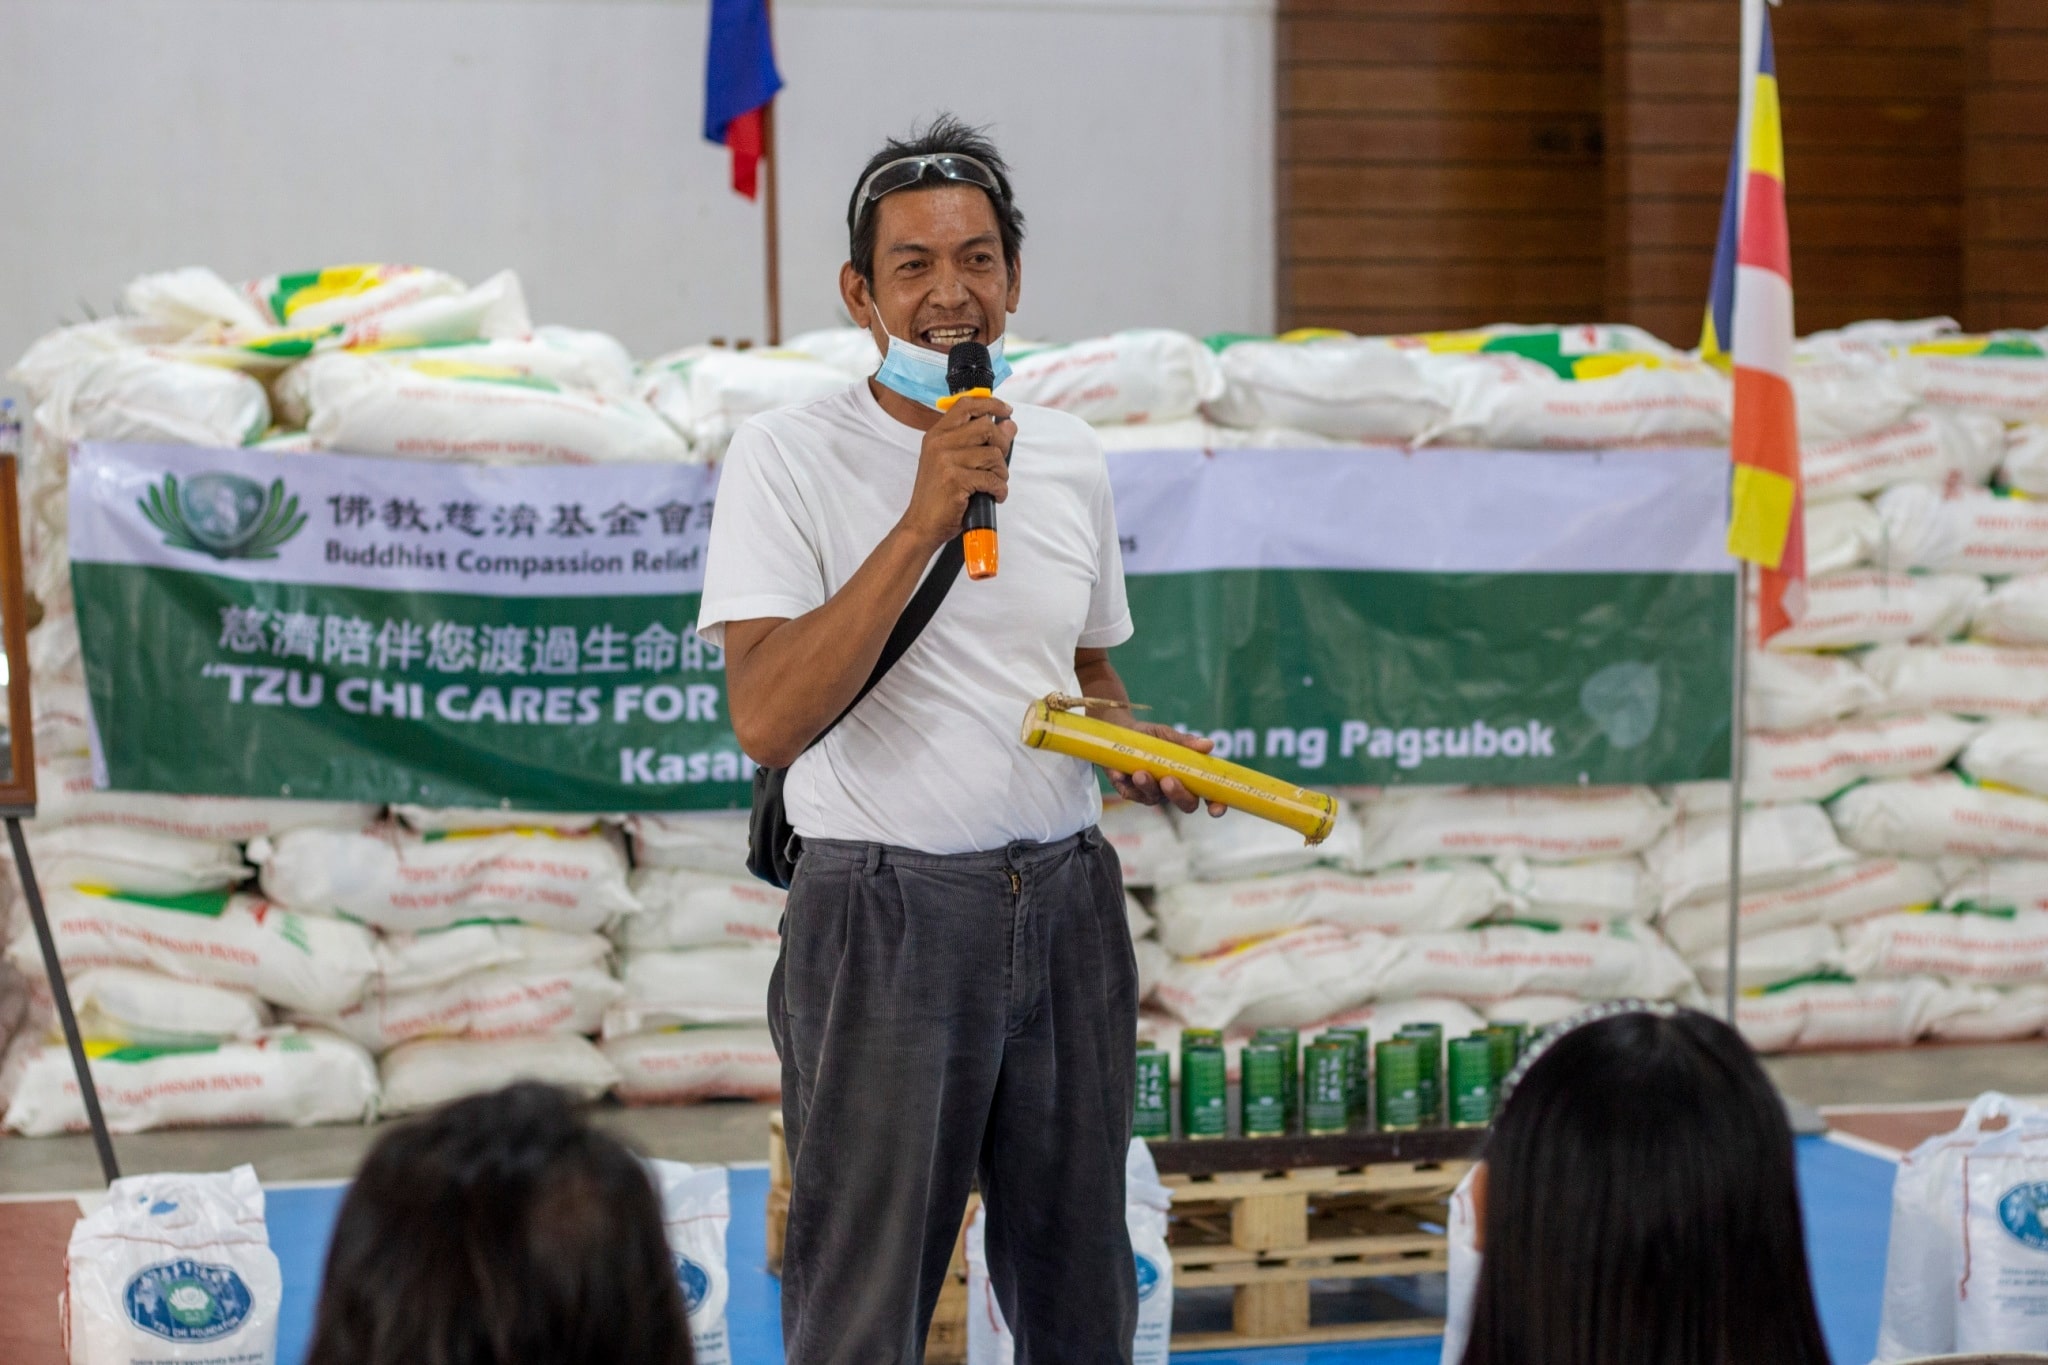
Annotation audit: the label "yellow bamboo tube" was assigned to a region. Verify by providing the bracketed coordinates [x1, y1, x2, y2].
[1019, 696, 1338, 845]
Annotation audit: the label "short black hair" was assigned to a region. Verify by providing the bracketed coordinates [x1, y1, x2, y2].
[305, 1083, 694, 1365]
[1461, 1009, 1831, 1365]
[847, 113, 1025, 283]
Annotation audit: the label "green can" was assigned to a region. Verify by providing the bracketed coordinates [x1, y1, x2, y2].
[1304, 1040, 1350, 1134]
[1449, 1035, 1499, 1128]
[1252, 1028, 1300, 1130]
[1181, 1044, 1227, 1139]
[1180, 1028, 1223, 1058]
[1241, 1043, 1288, 1137]
[1479, 1025, 1520, 1086]
[1133, 1043, 1171, 1140]
[1398, 1023, 1444, 1126]
[1375, 1037, 1423, 1132]
[1322, 1027, 1370, 1126]
[1490, 1021, 1527, 1067]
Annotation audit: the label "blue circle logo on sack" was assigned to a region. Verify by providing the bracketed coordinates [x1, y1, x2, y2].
[1999, 1182, 2048, 1249]
[673, 1252, 710, 1313]
[139, 471, 306, 561]
[122, 1259, 255, 1342]
[1134, 1253, 1161, 1302]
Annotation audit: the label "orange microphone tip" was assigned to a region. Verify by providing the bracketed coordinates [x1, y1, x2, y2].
[964, 528, 999, 580]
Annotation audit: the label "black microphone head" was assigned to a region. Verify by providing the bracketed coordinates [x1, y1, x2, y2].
[947, 341, 995, 394]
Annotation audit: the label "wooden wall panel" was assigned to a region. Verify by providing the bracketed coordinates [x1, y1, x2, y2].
[1278, 0, 1606, 335]
[1965, 0, 2048, 329]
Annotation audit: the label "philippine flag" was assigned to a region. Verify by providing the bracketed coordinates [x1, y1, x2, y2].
[703, 0, 783, 200]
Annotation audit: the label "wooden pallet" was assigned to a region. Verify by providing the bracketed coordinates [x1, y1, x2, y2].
[767, 1112, 973, 1365]
[1153, 1128, 1483, 1351]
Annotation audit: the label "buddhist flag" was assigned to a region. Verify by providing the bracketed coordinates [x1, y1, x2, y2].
[1705, 11, 1804, 643]
[703, 0, 783, 201]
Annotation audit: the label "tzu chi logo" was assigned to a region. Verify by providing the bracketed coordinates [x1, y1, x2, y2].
[122, 1258, 256, 1342]
[140, 472, 307, 561]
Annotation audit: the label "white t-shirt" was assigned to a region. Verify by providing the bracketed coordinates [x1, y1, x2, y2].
[697, 380, 1133, 855]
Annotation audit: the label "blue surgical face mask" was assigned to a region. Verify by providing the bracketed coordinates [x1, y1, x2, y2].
[871, 325, 1012, 410]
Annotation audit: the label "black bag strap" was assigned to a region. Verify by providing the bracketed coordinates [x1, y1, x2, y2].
[802, 536, 965, 755]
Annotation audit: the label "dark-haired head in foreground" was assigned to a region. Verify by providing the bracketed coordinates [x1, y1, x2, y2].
[1462, 1007, 1832, 1365]
[305, 1082, 693, 1365]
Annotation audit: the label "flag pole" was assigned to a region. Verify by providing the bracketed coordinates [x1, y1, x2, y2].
[1725, 562, 1751, 1024]
[759, 0, 782, 347]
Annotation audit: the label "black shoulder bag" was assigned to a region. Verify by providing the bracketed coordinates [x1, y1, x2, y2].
[745, 537, 966, 887]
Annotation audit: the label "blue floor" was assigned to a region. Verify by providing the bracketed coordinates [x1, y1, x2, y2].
[265, 1136, 1896, 1365]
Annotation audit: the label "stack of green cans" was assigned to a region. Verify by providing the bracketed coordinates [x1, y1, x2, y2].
[1180, 1032, 1227, 1139]
[1133, 1042, 1170, 1140]
[1321, 1026, 1369, 1130]
[1397, 1023, 1444, 1126]
[1374, 1036, 1422, 1131]
[1241, 1042, 1288, 1137]
[1448, 1034, 1498, 1128]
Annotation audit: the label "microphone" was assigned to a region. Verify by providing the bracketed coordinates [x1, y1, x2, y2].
[945, 341, 1000, 581]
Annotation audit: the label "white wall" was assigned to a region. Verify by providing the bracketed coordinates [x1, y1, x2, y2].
[0, 0, 1275, 370]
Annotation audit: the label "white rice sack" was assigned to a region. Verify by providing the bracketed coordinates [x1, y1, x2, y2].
[533, 325, 638, 390]
[64, 1164, 280, 1365]
[1154, 925, 1390, 1031]
[1481, 995, 1585, 1030]
[1736, 975, 1951, 1053]
[1943, 860, 2048, 913]
[1002, 330, 1222, 426]
[333, 268, 530, 350]
[375, 922, 609, 994]
[626, 812, 752, 876]
[1764, 570, 1984, 652]
[1802, 317, 1961, 357]
[1152, 863, 1503, 957]
[5, 1028, 377, 1135]
[1845, 908, 2048, 985]
[605, 944, 778, 1034]
[2001, 421, 2048, 496]
[1354, 787, 1671, 870]
[249, 263, 466, 331]
[1866, 642, 2048, 716]
[1807, 497, 1883, 576]
[1832, 775, 2048, 860]
[22, 825, 247, 896]
[9, 317, 186, 412]
[1419, 351, 1729, 450]
[1645, 802, 1854, 914]
[1956, 1119, 2048, 1353]
[250, 824, 637, 933]
[32, 350, 269, 455]
[651, 1161, 733, 1365]
[1496, 856, 1658, 923]
[70, 969, 271, 1045]
[1660, 857, 1944, 956]
[785, 327, 881, 379]
[35, 678, 95, 758]
[1099, 801, 1189, 888]
[1749, 650, 1887, 730]
[1374, 921, 1694, 1005]
[1802, 411, 2003, 503]
[605, 1026, 781, 1104]
[1745, 712, 1982, 803]
[8, 886, 376, 1014]
[1126, 892, 1154, 939]
[1900, 343, 2048, 422]
[1926, 982, 2048, 1042]
[297, 965, 623, 1053]
[1690, 923, 1843, 994]
[1135, 939, 1170, 1002]
[390, 804, 604, 833]
[32, 755, 375, 840]
[1791, 353, 1918, 443]
[621, 868, 785, 950]
[640, 347, 852, 455]
[307, 352, 691, 465]
[1174, 800, 1362, 880]
[1973, 574, 2048, 645]
[1205, 337, 1445, 442]
[378, 1034, 618, 1116]
[124, 265, 274, 334]
[1876, 484, 2048, 577]
[1960, 719, 2048, 796]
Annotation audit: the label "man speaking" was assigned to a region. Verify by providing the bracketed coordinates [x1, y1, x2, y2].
[697, 115, 1220, 1363]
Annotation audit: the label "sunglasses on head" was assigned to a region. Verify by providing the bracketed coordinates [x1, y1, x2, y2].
[854, 154, 1004, 227]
